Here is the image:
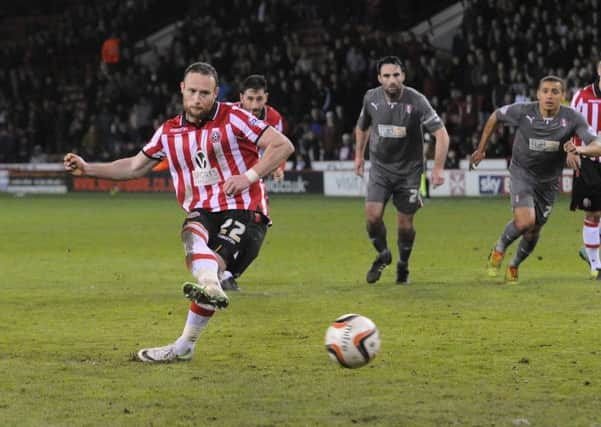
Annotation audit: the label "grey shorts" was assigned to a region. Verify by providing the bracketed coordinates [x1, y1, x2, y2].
[510, 169, 558, 225]
[366, 166, 422, 214]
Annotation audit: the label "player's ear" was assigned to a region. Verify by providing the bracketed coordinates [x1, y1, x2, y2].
[264, 91, 269, 102]
[400, 71, 406, 83]
[377, 74, 383, 85]
[180, 81, 185, 94]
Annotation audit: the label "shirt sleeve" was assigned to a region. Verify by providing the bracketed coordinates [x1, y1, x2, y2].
[416, 93, 444, 133]
[495, 103, 523, 126]
[356, 93, 371, 131]
[230, 107, 269, 144]
[142, 124, 165, 160]
[572, 109, 598, 144]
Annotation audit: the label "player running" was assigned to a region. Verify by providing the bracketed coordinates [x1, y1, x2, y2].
[471, 75, 601, 283]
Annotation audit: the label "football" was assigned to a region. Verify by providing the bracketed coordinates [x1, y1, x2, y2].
[324, 314, 381, 368]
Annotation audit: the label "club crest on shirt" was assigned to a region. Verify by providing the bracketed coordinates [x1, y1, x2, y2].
[560, 118, 567, 128]
[405, 104, 413, 114]
[211, 129, 221, 143]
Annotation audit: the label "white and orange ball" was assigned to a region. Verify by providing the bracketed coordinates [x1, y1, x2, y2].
[325, 314, 380, 368]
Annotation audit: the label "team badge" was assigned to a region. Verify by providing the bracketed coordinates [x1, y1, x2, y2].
[211, 129, 221, 143]
[405, 104, 412, 114]
[560, 118, 567, 128]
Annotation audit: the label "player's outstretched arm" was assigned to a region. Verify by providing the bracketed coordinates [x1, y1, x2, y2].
[64, 151, 157, 180]
[469, 112, 498, 169]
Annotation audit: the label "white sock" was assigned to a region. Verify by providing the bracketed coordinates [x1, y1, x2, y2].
[174, 302, 215, 356]
[221, 270, 233, 280]
[583, 219, 601, 270]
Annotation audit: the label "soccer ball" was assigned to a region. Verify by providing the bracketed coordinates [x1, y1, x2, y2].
[324, 314, 380, 369]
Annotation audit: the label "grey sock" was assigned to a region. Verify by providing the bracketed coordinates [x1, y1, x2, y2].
[510, 235, 539, 267]
[367, 221, 387, 253]
[495, 221, 522, 252]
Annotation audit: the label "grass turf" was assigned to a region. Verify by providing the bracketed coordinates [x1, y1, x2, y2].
[1, 193, 600, 426]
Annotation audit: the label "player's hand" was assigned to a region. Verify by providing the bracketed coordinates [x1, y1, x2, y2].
[565, 151, 581, 171]
[63, 153, 87, 176]
[354, 159, 364, 177]
[223, 174, 251, 197]
[271, 167, 284, 182]
[430, 167, 444, 188]
[563, 141, 579, 154]
[469, 150, 485, 170]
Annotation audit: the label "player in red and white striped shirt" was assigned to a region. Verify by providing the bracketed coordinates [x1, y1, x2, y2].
[569, 60, 601, 278]
[64, 62, 294, 363]
[219, 74, 287, 291]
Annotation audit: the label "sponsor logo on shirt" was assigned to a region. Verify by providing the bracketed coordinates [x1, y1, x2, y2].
[377, 124, 407, 138]
[169, 127, 188, 133]
[192, 151, 221, 186]
[528, 138, 560, 152]
[370, 102, 378, 111]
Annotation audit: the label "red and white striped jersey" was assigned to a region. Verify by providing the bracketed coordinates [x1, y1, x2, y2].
[143, 102, 270, 215]
[233, 102, 283, 131]
[571, 83, 601, 161]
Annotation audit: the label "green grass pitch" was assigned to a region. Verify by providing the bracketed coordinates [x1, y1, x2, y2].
[1, 192, 600, 426]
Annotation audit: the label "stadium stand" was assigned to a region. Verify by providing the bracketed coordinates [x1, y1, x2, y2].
[1, 0, 600, 167]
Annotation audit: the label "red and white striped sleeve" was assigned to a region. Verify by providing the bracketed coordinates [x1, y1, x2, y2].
[229, 107, 269, 144]
[142, 124, 165, 159]
[570, 88, 583, 110]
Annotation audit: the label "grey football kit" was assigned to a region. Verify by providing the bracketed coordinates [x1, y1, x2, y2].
[356, 86, 443, 213]
[496, 102, 597, 224]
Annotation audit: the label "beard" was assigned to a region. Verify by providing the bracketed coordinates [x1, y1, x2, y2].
[384, 85, 402, 101]
[185, 104, 206, 122]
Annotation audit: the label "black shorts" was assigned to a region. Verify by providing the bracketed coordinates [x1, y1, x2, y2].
[184, 209, 268, 275]
[570, 158, 601, 211]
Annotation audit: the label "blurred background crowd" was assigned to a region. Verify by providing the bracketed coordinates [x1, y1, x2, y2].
[1, 0, 600, 168]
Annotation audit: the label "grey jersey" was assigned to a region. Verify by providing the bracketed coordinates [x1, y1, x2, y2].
[356, 86, 444, 175]
[497, 102, 597, 182]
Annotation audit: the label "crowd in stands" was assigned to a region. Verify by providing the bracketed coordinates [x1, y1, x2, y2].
[1, 0, 600, 168]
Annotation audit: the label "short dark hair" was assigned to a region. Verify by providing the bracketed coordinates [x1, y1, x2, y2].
[377, 56, 404, 74]
[539, 75, 565, 92]
[183, 62, 219, 84]
[241, 74, 267, 92]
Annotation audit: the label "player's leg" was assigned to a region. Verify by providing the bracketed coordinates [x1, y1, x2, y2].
[571, 159, 601, 277]
[137, 301, 215, 363]
[582, 211, 601, 276]
[365, 201, 392, 283]
[137, 215, 222, 363]
[395, 211, 415, 284]
[223, 218, 268, 291]
[365, 167, 392, 283]
[487, 177, 534, 277]
[390, 176, 422, 285]
[505, 187, 555, 283]
[181, 218, 229, 308]
[220, 270, 239, 291]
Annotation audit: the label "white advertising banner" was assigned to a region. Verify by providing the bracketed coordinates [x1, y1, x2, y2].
[323, 171, 368, 196]
[323, 169, 575, 197]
